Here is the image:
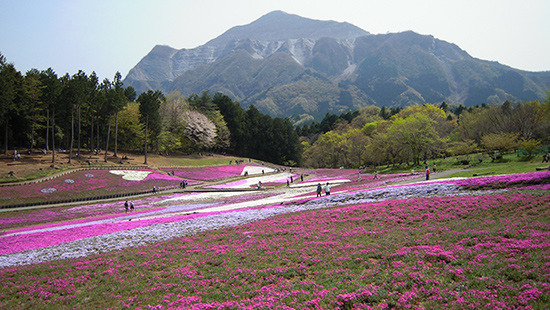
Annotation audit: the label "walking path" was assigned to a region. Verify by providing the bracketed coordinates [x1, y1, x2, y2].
[0, 166, 471, 213]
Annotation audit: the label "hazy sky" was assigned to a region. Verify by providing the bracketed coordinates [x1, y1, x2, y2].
[1, 0, 549, 81]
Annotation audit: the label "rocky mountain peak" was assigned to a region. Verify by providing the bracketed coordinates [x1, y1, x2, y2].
[204, 10, 369, 48]
[124, 11, 550, 123]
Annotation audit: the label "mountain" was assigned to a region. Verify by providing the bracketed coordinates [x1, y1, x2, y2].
[124, 11, 550, 123]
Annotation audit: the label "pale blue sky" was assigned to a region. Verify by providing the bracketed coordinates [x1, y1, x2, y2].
[1, 0, 549, 81]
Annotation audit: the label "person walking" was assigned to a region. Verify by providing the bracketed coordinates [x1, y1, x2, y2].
[324, 182, 331, 196]
[316, 183, 322, 197]
[426, 167, 430, 180]
[124, 201, 129, 212]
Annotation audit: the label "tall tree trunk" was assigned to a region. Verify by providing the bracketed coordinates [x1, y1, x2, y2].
[52, 107, 56, 163]
[104, 114, 111, 163]
[144, 114, 148, 165]
[114, 111, 118, 157]
[96, 120, 100, 152]
[77, 105, 81, 161]
[90, 115, 94, 152]
[69, 107, 74, 164]
[46, 108, 49, 152]
[4, 121, 8, 155]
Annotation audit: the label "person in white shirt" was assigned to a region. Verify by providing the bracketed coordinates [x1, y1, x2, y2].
[323, 182, 331, 196]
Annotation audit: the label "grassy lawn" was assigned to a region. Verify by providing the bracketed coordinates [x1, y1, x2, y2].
[374, 152, 548, 178]
[149, 155, 251, 167]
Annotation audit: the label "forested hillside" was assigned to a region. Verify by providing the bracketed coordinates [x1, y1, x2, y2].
[1, 53, 549, 169]
[0, 54, 301, 166]
[299, 99, 550, 168]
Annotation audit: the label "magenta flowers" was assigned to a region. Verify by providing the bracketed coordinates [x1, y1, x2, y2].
[161, 164, 258, 181]
[0, 169, 183, 206]
[0, 169, 548, 309]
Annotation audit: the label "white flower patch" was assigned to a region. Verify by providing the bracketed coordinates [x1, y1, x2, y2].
[64, 179, 75, 184]
[0, 181, 475, 268]
[40, 188, 57, 194]
[154, 191, 247, 204]
[289, 179, 351, 188]
[241, 166, 276, 176]
[109, 170, 152, 181]
[85, 174, 94, 178]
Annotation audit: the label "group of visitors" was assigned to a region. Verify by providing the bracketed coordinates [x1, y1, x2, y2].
[229, 159, 248, 165]
[123, 201, 135, 212]
[285, 173, 305, 186]
[316, 182, 331, 197]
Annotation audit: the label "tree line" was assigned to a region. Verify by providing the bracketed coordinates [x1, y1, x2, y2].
[299, 99, 550, 168]
[2, 52, 549, 169]
[0, 54, 301, 166]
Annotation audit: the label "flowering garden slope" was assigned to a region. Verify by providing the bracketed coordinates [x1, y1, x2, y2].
[0, 169, 187, 207]
[0, 170, 549, 309]
[160, 164, 270, 181]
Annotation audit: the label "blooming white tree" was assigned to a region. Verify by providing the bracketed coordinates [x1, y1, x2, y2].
[183, 110, 217, 149]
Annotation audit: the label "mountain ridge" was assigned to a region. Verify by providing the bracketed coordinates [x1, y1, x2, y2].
[204, 10, 369, 48]
[124, 11, 550, 122]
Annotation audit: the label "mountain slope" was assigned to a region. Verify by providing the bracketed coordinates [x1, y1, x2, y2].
[205, 10, 369, 48]
[124, 11, 550, 122]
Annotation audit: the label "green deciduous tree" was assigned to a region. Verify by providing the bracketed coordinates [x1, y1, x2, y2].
[481, 133, 519, 153]
[518, 138, 541, 157]
[116, 102, 144, 151]
[385, 113, 442, 165]
[303, 131, 344, 168]
[158, 91, 188, 154]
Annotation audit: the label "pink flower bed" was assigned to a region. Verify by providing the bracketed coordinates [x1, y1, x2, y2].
[162, 164, 261, 181]
[0, 194, 174, 230]
[205, 179, 247, 189]
[0, 210, 221, 255]
[1, 207, 165, 237]
[292, 173, 422, 197]
[6, 191, 544, 309]
[0, 170, 549, 309]
[440, 171, 550, 189]
[0, 169, 183, 205]
[300, 167, 361, 178]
